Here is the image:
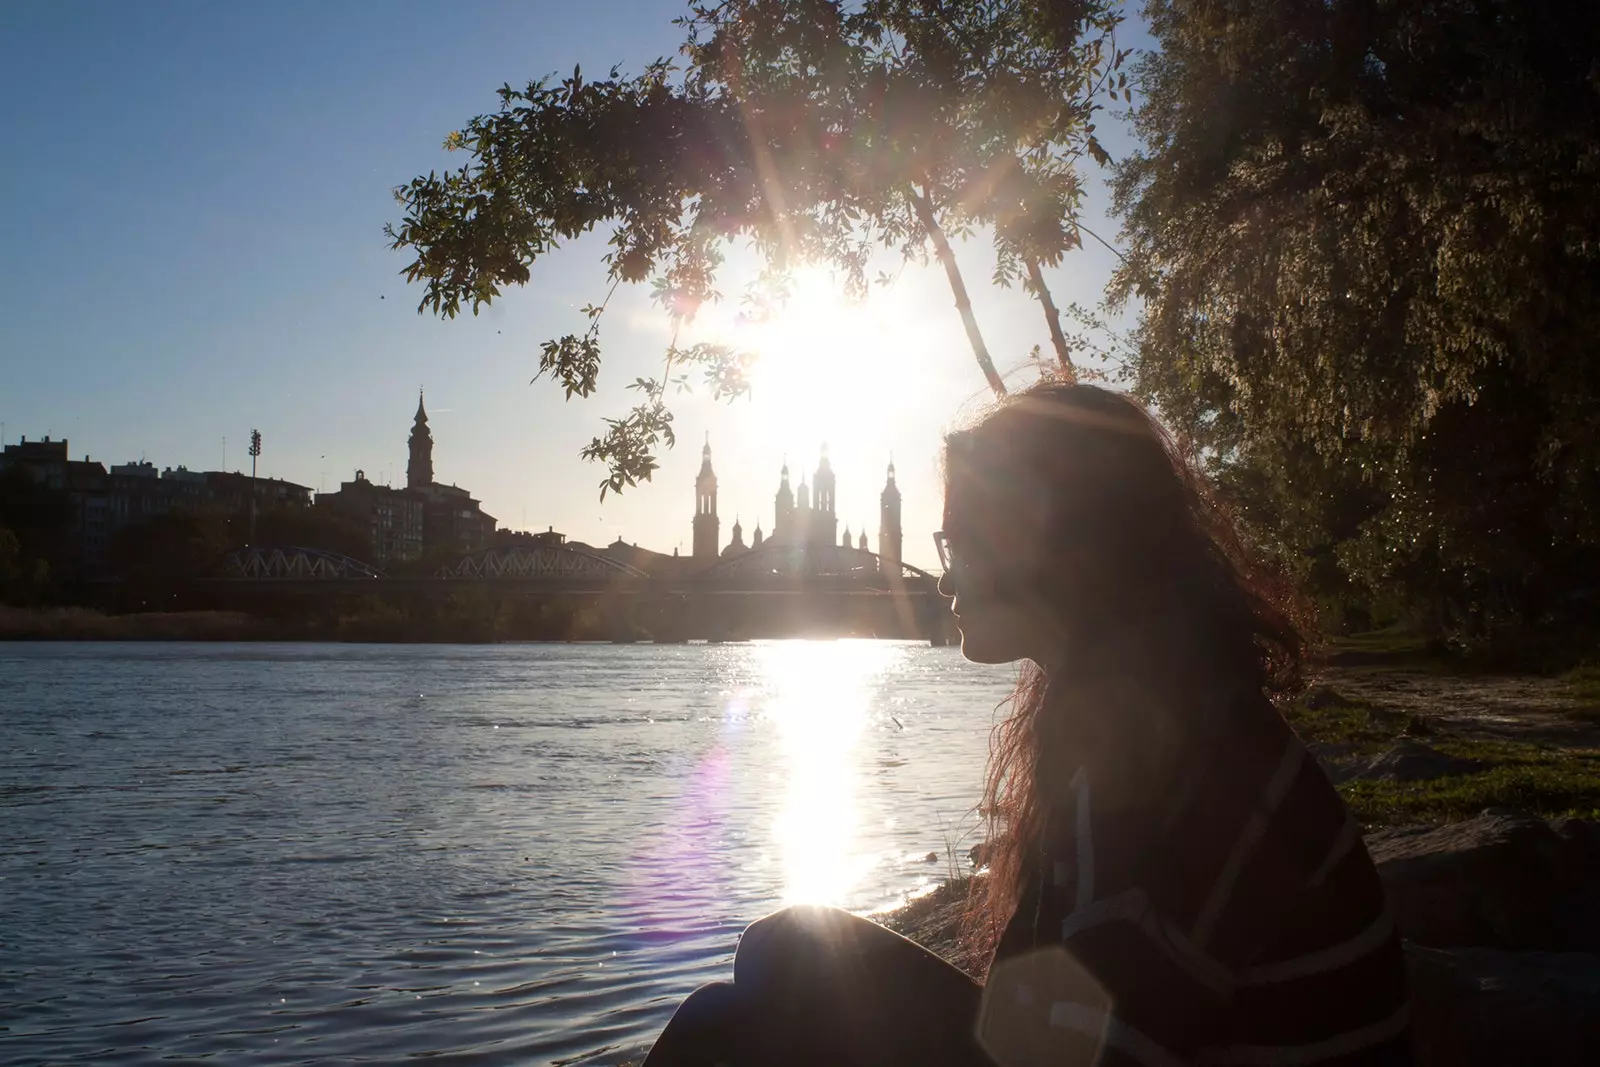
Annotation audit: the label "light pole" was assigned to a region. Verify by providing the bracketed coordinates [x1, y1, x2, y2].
[248, 429, 262, 545]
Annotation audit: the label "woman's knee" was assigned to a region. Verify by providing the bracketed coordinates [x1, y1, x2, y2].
[734, 905, 867, 988]
[642, 981, 742, 1067]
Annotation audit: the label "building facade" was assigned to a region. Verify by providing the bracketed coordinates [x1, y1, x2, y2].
[405, 392, 495, 557]
[316, 470, 424, 563]
[1, 437, 111, 574]
[693, 446, 903, 570]
[317, 393, 496, 563]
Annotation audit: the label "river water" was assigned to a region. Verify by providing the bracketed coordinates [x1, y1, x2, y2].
[0, 641, 1014, 1065]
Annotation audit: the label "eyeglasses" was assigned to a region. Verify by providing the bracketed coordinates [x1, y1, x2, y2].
[932, 530, 953, 572]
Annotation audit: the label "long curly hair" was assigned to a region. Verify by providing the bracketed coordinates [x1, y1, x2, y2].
[946, 380, 1307, 963]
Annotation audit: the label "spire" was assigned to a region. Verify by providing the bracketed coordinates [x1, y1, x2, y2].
[693, 435, 718, 558]
[879, 451, 903, 576]
[407, 390, 434, 489]
[812, 443, 835, 520]
[816, 441, 833, 474]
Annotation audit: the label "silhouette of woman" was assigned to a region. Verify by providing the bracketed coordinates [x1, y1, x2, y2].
[642, 381, 1412, 1066]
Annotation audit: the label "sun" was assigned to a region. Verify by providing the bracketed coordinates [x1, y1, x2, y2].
[734, 267, 936, 452]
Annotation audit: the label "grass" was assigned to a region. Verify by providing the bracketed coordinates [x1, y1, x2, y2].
[1283, 689, 1427, 753]
[1286, 688, 1600, 827]
[0, 605, 271, 641]
[1559, 664, 1600, 719]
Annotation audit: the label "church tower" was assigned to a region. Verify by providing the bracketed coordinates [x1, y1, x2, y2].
[774, 460, 794, 537]
[407, 390, 434, 489]
[812, 445, 838, 549]
[878, 458, 902, 576]
[692, 438, 720, 559]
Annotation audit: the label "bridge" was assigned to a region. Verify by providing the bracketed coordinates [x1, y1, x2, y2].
[218, 540, 938, 591]
[207, 541, 953, 642]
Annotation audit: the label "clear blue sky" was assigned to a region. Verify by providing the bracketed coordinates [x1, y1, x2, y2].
[0, 1, 1145, 567]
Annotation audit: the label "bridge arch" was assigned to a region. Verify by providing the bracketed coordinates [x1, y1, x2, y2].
[436, 544, 648, 580]
[222, 545, 384, 580]
[700, 540, 935, 583]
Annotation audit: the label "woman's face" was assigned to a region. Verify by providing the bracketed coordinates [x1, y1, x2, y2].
[937, 466, 1047, 665]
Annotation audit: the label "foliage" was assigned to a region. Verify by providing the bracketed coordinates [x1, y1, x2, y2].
[0, 467, 70, 586]
[388, 0, 1126, 496]
[1114, 0, 1600, 645]
[248, 507, 373, 563]
[108, 512, 231, 596]
[1285, 687, 1600, 825]
[1339, 757, 1600, 827]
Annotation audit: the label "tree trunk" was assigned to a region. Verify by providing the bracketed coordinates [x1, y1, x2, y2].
[909, 188, 1007, 398]
[1026, 259, 1075, 380]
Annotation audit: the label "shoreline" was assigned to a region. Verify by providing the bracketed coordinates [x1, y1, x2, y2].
[0, 606, 923, 645]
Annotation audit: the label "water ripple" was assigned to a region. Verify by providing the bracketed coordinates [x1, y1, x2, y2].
[0, 641, 1012, 1064]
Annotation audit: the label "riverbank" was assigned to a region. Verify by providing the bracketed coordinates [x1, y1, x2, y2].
[879, 662, 1600, 950]
[0, 606, 283, 641]
[0, 604, 635, 643]
[869, 670, 1600, 1065]
[0, 604, 923, 644]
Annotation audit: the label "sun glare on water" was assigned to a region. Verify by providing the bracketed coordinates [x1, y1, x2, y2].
[758, 640, 898, 906]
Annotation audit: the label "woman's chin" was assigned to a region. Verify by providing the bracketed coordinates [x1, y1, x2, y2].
[957, 628, 1026, 665]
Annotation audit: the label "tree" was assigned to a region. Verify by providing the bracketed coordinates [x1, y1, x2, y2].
[109, 512, 230, 603]
[0, 467, 70, 588]
[389, 0, 1126, 496]
[250, 508, 374, 564]
[1114, 0, 1600, 644]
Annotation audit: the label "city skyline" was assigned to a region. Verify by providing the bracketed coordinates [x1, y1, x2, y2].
[0, 2, 1144, 572]
[0, 401, 910, 567]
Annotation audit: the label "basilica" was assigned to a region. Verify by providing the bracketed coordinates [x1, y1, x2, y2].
[690, 440, 903, 575]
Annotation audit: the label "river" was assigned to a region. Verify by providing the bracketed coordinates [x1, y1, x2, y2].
[0, 641, 1014, 1065]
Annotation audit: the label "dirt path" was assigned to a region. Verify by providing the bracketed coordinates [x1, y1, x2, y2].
[1318, 665, 1600, 749]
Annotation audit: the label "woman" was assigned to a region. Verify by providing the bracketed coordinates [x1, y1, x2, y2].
[644, 381, 1412, 1066]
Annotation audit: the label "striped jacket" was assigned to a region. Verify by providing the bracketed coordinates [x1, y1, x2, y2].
[981, 701, 1412, 1066]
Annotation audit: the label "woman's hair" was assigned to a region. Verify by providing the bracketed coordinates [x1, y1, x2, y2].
[949, 379, 1307, 962]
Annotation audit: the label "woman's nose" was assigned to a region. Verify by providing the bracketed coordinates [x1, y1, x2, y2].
[937, 570, 954, 598]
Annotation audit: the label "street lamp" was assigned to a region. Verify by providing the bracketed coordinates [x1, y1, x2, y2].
[248, 429, 262, 544]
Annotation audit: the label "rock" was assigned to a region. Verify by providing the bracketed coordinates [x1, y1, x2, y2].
[968, 842, 992, 868]
[1303, 685, 1353, 710]
[1307, 741, 1364, 783]
[925, 851, 940, 864]
[1348, 740, 1484, 783]
[1369, 811, 1600, 951]
[1406, 942, 1600, 1066]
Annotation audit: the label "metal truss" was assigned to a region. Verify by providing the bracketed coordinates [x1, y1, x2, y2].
[435, 545, 648, 580]
[224, 546, 384, 580]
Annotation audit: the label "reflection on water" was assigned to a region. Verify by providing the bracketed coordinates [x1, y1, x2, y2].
[0, 641, 1014, 1065]
[764, 640, 885, 905]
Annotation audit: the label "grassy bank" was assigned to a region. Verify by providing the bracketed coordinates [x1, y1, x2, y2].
[0, 604, 633, 643]
[0, 606, 278, 641]
[1285, 678, 1600, 826]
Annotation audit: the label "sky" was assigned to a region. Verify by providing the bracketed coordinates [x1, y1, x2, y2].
[0, 1, 1146, 570]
